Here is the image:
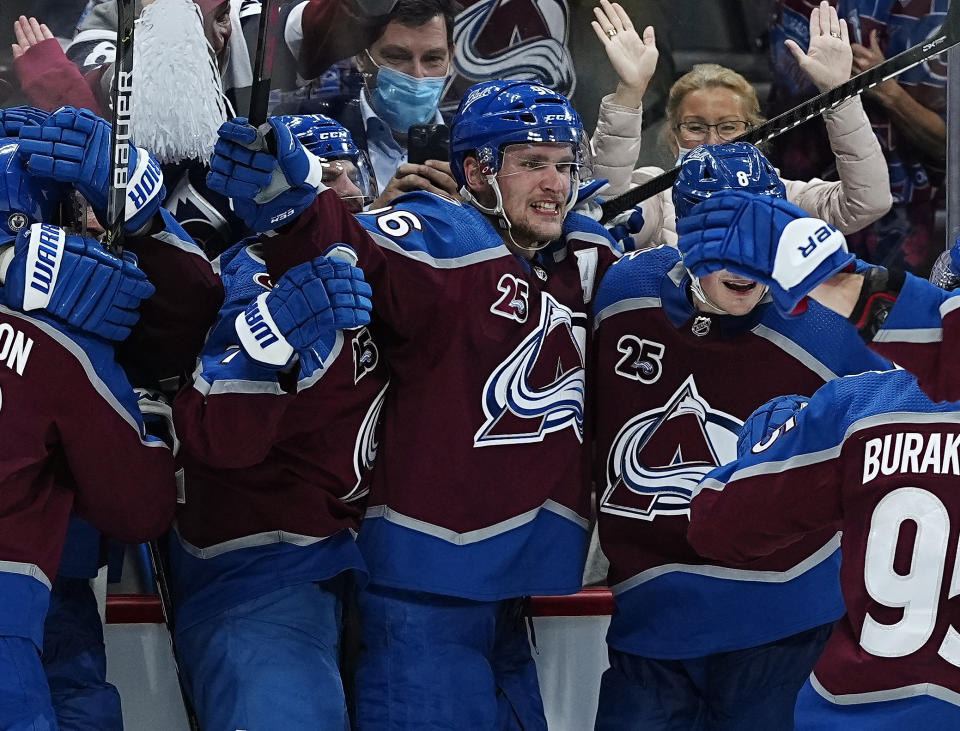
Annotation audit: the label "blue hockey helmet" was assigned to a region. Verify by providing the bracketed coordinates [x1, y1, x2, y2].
[277, 113, 360, 159]
[672, 142, 785, 220]
[0, 137, 67, 242]
[276, 114, 378, 210]
[449, 80, 591, 193]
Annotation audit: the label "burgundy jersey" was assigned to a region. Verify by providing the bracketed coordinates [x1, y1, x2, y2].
[170, 242, 386, 628]
[266, 190, 620, 600]
[0, 305, 176, 646]
[690, 369, 960, 724]
[118, 210, 224, 386]
[593, 246, 890, 658]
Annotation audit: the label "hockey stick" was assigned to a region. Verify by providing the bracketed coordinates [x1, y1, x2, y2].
[146, 537, 201, 730]
[599, 2, 960, 224]
[248, 0, 280, 127]
[103, 0, 135, 255]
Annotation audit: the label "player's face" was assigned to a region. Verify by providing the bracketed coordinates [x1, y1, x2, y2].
[365, 15, 451, 79]
[675, 87, 750, 148]
[202, 1, 232, 69]
[697, 269, 766, 316]
[322, 159, 365, 213]
[495, 143, 574, 250]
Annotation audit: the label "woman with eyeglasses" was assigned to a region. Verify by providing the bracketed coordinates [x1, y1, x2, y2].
[590, 0, 892, 250]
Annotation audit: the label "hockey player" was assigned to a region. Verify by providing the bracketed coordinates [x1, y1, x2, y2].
[675, 189, 960, 404]
[3, 105, 223, 729]
[276, 113, 379, 213]
[205, 80, 620, 728]
[688, 369, 960, 728]
[169, 114, 383, 731]
[0, 152, 178, 729]
[591, 154, 890, 729]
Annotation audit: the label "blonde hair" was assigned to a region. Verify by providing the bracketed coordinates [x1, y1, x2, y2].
[663, 64, 766, 154]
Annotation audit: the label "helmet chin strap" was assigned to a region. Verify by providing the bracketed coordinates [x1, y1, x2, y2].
[460, 173, 580, 256]
[688, 271, 768, 315]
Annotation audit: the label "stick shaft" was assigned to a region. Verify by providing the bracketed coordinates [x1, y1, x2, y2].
[248, 0, 279, 126]
[104, 0, 136, 254]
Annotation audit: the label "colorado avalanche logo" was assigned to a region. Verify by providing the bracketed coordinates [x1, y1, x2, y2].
[475, 292, 586, 446]
[342, 384, 388, 504]
[600, 376, 741, 521]
[445, 0, 575, 111]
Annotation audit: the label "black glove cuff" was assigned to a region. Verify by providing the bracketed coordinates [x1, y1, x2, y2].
[848, 267, 906, 341]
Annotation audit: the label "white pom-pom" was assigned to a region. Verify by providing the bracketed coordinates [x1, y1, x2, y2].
[130, 0, 228, 164]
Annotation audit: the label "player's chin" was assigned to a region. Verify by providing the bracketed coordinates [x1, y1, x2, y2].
[718, 292, 763, 316]
[522, 217, 563, 243]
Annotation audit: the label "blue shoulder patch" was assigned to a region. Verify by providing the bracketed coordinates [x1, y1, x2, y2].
[760, 299, 891, 377]
[355, 192, 506, 264]
[595, 245, 681, 314]
[799, 369, 954, 454]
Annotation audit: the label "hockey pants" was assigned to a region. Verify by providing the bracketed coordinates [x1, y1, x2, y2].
[353, 584, 546, 730]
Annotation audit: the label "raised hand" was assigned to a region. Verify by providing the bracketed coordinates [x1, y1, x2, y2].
[0, 105, 49, 136]
[11, 16, 53, 60]
[784, 1, 852, 92]
[18, 107, 166, 235]
[207, 116, 325, 232]
[591, 0, 657, 108]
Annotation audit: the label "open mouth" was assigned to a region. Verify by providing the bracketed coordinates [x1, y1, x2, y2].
[722, 280, 758, 294]
[531, 201, 561, 215]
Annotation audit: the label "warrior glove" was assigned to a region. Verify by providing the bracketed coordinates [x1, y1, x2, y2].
[736, 394, 809, 459]
[1, 223, 154, 341]
[0, 105, 50, 136]
[235, 246, 372, 378]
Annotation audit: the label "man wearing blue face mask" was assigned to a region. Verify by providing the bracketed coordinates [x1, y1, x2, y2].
[333, 0, 460, 208]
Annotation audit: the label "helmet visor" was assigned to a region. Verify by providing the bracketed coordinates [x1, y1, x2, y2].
[318, 149, 379, 212]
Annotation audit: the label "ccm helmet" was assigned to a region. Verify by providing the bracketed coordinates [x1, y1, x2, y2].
[673, 142, 785, 220]
[449, 80, 590, 193]
[276, 114, 378, 209]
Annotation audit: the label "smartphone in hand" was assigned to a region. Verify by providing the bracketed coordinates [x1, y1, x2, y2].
[407, 123, 450, 165]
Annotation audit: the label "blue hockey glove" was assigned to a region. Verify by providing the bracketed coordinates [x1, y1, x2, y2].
[207, 116, 325, 232]
[235, 248, 372, 377]
[17, 106, 165, 235]
[736, 394, 809, 459]
[0, 105, 50, 136]
[677, 190, 854, 315]
[607, 204, 646, 253]
[1, 223, 155, 341]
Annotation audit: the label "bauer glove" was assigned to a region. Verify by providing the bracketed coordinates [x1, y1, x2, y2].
[677, 190, 854, 315]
